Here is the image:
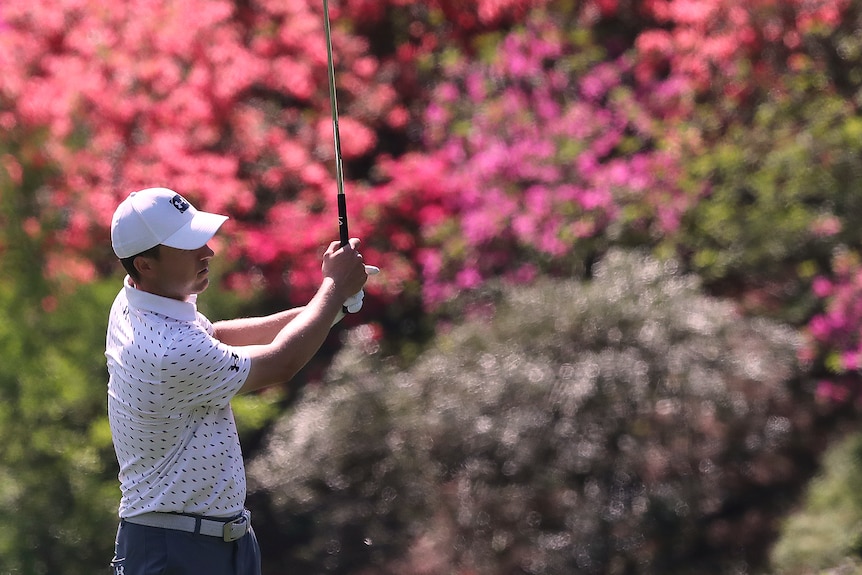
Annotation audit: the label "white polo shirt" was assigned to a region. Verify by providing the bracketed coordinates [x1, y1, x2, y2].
[106, 277, 251, 519]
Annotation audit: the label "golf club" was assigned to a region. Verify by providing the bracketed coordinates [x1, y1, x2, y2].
[322, 0, 349, 248]
[324, 0, 379, 315]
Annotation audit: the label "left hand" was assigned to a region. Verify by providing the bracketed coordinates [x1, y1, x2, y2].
[344, 265, 379, 313]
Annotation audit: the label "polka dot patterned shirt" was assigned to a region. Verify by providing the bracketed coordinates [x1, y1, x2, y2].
[106, 277, 251, 519]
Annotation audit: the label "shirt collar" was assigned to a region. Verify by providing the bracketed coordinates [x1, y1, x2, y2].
[123, 276, 199, 322]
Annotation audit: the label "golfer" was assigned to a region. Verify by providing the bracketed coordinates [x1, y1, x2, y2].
[105, 187, 369, 575]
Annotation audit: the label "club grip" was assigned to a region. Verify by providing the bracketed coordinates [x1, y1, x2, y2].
[338, 193, 349, 314]
[338, 193, 349, 247]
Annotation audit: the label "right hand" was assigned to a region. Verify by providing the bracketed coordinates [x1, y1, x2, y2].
[322, 238, 368, 301]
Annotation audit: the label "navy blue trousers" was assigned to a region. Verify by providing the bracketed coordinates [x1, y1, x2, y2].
[110, 519, 261, 575]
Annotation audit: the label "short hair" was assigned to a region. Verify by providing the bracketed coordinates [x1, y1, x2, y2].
[120, 244, 161, 282]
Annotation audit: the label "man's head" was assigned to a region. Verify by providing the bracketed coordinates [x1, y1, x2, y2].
[111, 188, 228, 298]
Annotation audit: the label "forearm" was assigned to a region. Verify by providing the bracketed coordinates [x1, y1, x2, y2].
[214, 308, 304, 346]
[239, 278, 345, 393]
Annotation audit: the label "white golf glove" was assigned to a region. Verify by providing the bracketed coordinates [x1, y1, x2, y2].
[345, 265, 380, 313]
[344, 290, 365, 313]
[332, 265, 379, 325]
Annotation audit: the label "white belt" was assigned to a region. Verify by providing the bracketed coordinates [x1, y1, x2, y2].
[124, 509, 251, 542]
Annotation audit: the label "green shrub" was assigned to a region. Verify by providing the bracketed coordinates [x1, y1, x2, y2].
[0, 159, 283, 573]
[771, 431, 862, 575]
[0, 276, 121, 574]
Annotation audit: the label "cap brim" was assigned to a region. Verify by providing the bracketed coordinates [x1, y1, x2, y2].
[161, 211, 229, 251]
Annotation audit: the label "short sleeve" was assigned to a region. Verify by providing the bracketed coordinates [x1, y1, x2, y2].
[159, 327, 251, 411]
[198, 311, 215, 336]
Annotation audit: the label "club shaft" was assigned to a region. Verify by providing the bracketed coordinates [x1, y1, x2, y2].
[323, 0, 349, 247]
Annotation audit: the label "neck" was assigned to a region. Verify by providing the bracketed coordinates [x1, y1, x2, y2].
[129, 278, 191, 302]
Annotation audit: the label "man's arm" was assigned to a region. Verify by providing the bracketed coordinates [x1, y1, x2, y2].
[213, 308, 305, 346]
[237, 239, 368, 394]
[214, 265, 377, 345]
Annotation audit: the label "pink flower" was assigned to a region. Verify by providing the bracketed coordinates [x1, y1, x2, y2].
[456, 267, 482, 289]
[577, 188, 612, 211]
[807, 315, 831, 341]
[810, 215, 842, 237]
[636, 30, 673, 56]
[812, 277, 833, 298]
[462, 211, 499, 244]
[816, 380, 850, 403]
[841, 351, 861, 371]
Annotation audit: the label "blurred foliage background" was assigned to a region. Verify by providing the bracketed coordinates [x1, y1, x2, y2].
[4, 0, 862, 574]
[248, 251, 830, 574]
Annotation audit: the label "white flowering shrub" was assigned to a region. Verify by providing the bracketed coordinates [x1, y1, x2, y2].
[249, 250, 818, 574]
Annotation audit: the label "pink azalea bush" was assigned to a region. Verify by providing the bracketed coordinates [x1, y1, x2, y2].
[0, 0, 833, 299]
[0, 0, 562, 303]
[803, 250, 862, 400]
[1, 0, 861, 395]
[0, 0, 414, 300]
[375, 10, 698, 306]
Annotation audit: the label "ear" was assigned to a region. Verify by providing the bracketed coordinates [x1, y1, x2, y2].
[133, 254, 156, 277]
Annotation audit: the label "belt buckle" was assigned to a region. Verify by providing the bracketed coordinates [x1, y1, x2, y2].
[222, 510, 249, 542]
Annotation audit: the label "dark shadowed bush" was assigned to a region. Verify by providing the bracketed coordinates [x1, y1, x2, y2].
[246, 364, 441, 574]
[248, 250, 823, 575]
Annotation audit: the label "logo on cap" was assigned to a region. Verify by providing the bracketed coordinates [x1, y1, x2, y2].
[171, 194, 191, 213]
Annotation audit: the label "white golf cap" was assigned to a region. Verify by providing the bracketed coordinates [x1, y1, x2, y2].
[111, 187, 229, 259]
